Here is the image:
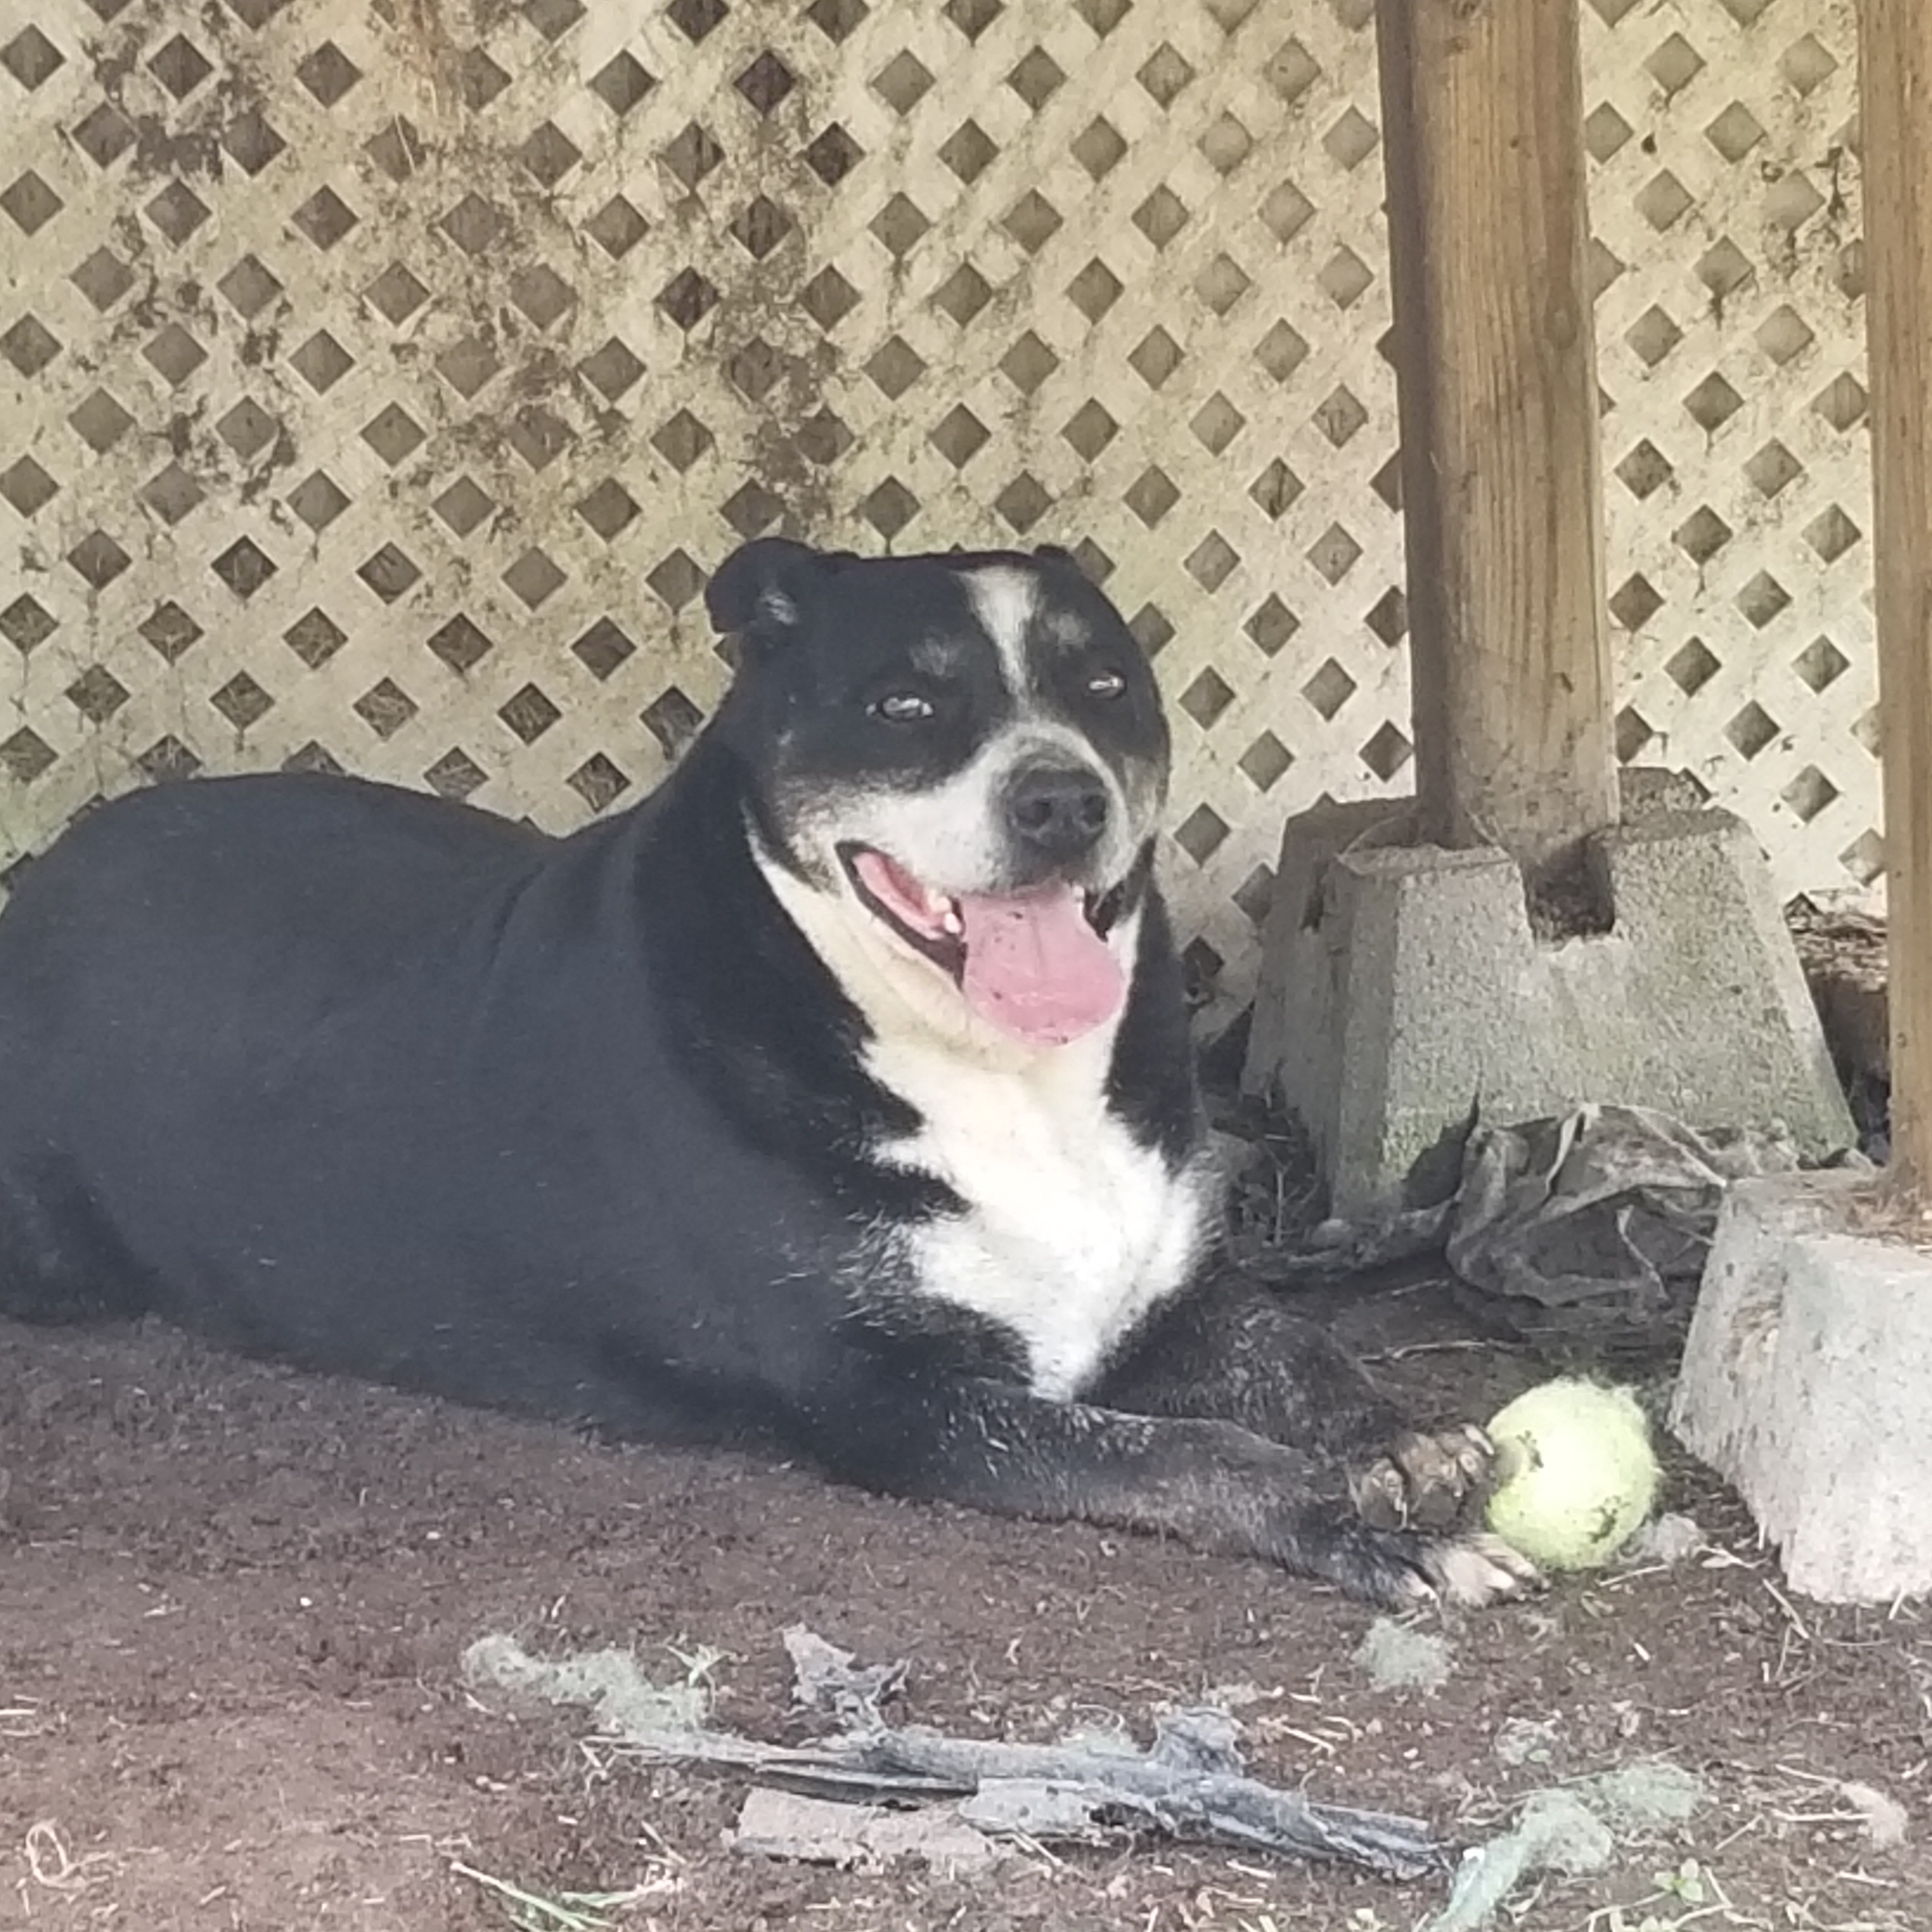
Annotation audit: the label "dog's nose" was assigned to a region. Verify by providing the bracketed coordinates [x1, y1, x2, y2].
[1006, 764, 1109, 863]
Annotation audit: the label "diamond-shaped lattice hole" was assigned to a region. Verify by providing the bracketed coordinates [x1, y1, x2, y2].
[1366, 588, 1407, 648]
[1195, 254, 1251, 316]
[68, 530, 130, 587]
[652, 409, 714, 472]
[1704, 100, 1763, 162]
[795, 410, 852, 466]
[1124, 468, 1178, 528]
[577, 479, 640, 540]
[1246, 595, 1298, 658]
[1238, 732, 1291, 793]
[1635, 171, 1693, 231]
[1625, 307, 1682, 369]
[1179, 668, 1234, 728]
[1008, 48, 1064, 110]
[353, 679, 415, 739]
[1255, 319, 1308, 383]
[1813, 372, 1867, 433]
[1232, 866, 1275, 929]
[1614, 441, 1673, 500]
[1646, 32, 1703, 94]
[1675, 507, 1732, 565]
[1133, 187, 1188, 250]
[574, 618, 636, 680]
[1264, 37, 1318, 101]
[1, 26, 65, 89]
[222, 109, 285, 174]
[805, 123, 862, 185]
[1780, 33, 1836, 95]
[296, 40, 360, 104]
[1584, 102, 1631, 161]
[1138, 42, 1194, 107]
[1190, 392, 1252, 456]
[663, 121, 725, 190]
[735, 49, 795, 113]
[873, 50, 933, 112]
[2, 170, 63, 235]
[1, 457, 57, 518]
[424, 750, 487, 801]
[1, 314, 59, 377]
[1736, 572, 1791, 629]
[1695, 238, 1753, 301]
[73, 106, 135, 169]
[1360, 722, 1411, 781]
[211, 536, 275, 598]
[142, 601, 202, 661]
[862, 479, 919, 539]
[1780, 765, 1837, 824]
[940, 119, 998, 183]
[866, 335, 926, 398]
[993, 331, 1054, 396]
[1838, 829, 1884, 887]
[359, 544, 420, 602]
[210, 671, 272, 730]
[499, 683, 561, 744]
[362, 404, 425, 466]
[1317, 247, 1371, 309]
[1804, 504, 1860, 564]
[290, 185, 354, 249]
[1303, 659, 1356, 719]
[0, 727, 56, 783]
[569, 755, 629, 812]
[1684, 374, 1744, 434]
[520, 121, 581, 187]
[1308, 524, 1361, 585]
[1756, 305, 1815, 366]
[808, 0, 866, 41]
[647, 549, 705, 611]
[1725, 701, 1779, 759]
[580, 337, 645, 402]
[995, 473, 1050, 533]
[1062, 400, 1117, 461]
[1614, 707, 1653, 763]
[1246, 458, 1301, 522]
[1184, 533, 1239, 594]
[659, 268, 719, 331]
[143, 323, 205, 385]
[945, 0, 999, 40]
[668, 0, 727, 40]
[1324, 107, 1377, 170]
[1742, 440, 1801, 499]
[503, 548, 566, 609]
[1066, 259, 1122, 323]
[590, 50, 655, 114]
[801, 267, 858, 331]
[1006, 190, 1063, 254]
[1129, 328, 1182, 390]
[1128, 604, 1174, 657]
[1, 595, 57, 653]
[151, 32, 213, 96]
[290, 331, 353, 392]
[1665, 638, 1721, 696]
[1793, 636, 1848, 693]
[66, 665, 130, 722]
[440, 193, 504, 256]
[1174, 804, 1229, 866]
[141, 462, 204, 523]
[434, 476, 496, 535]
[287, 470, 349, 531]
[725, 481, 785, 539]
[457, 49, 509, 107]
[73, 248, 137, 310]
[1609, 574, 1663, 632]
[931, 405, 990, 468]
[585, 197, 648, 259]
[215, 397, 277, 459]
[1766, 174, 1823, 232]
[284, 608, 345, 667]
[1314, 387, 1367, 447]
[1199, 112, 1253, 174]
[135, 735, 201, 783]
[868, 193, 927, 261]
[1070, 117, 1126, 178]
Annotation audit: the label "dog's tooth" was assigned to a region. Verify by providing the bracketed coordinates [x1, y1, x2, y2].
[940, 905, 963, 937]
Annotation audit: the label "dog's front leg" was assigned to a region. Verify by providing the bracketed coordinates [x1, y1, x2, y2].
[795, 1370, 1532, 1609]
[1092, 1267, 1508, 1543]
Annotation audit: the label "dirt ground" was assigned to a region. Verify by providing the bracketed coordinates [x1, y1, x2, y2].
[6, 1267, 1929, 1932]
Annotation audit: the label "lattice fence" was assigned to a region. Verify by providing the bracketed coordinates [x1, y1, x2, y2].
[0, 0, 1873, 1019]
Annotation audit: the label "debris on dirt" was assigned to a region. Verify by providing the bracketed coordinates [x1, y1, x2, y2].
[1354, 1618, 1453, 1694]
[1837, 1778, 1910, 1848]
[1492, 1717, 1561, 1768]
[1617, 1510, 1705, 1568]
[1421, 1758, 1710, 1931]
[1423, 1787, 1616, 1932]
[729, 1787, 1003, 1874]
[466, 1629, 1451, 1880]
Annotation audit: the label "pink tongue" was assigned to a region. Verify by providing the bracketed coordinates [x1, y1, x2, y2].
[956, 884, 1125, 1046]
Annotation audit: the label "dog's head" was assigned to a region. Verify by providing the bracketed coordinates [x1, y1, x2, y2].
[705, 537, 1171, 1052]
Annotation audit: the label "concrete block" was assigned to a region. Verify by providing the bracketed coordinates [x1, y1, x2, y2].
[1671, 1172, 1932, 1604]
[1243, 790, 1855, 1219]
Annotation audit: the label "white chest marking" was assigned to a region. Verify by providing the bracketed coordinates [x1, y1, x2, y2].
[867, 1017, 1215, 1400]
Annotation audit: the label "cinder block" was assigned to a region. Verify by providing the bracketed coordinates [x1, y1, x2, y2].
[1242, 792, 1855, 1218]
[1671, 1172, 1932, 1604]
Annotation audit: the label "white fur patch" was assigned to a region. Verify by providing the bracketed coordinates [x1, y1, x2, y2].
[862, 963, 1217, 1399]
[963, 565, 1039, 700]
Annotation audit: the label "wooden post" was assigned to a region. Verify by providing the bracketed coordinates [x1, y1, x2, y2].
[1859, 0, 1932, 1202]
[1374, 0, 1620, 884]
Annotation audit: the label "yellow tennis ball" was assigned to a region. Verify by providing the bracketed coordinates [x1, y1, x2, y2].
[1483, 1378, 1660, 1572]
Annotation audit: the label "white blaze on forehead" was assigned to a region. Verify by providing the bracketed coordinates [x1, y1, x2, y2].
[963, 565, 1041, 703]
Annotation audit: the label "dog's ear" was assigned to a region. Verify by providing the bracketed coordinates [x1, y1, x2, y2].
[704, 537, 822, 637]
[1031, 542, 1088, 580]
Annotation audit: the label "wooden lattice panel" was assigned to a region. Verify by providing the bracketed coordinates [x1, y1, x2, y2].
[0, 0, 1876, 1022]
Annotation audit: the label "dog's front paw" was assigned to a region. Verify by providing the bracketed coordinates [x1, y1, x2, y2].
[1351, 1423, 1496, 1533]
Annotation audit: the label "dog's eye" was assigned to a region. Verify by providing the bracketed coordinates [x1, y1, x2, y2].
[873, 691, 934, 724]
[1086, 668, 1127, 700]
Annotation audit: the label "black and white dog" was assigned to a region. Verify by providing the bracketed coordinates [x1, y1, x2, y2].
[0, 538, 1533, 1609]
